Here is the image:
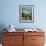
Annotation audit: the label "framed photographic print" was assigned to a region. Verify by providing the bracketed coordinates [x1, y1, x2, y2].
[19, 5, 34, 23]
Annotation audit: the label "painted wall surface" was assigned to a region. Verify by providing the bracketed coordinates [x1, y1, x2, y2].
[0, 0, 46, 29]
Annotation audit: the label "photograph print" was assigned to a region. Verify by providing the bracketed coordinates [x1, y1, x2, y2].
[19, 5, 34, 23]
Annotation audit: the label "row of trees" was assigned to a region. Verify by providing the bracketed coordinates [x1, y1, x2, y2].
[22, 12, 32, 20]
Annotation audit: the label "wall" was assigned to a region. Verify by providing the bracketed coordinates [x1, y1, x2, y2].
[0, 0, 46, 44]
[0, 0, 46, 29]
